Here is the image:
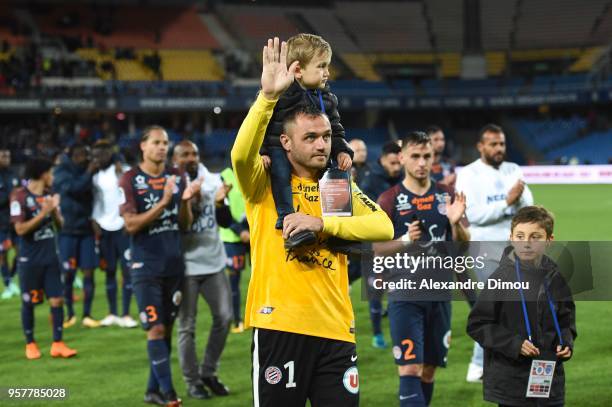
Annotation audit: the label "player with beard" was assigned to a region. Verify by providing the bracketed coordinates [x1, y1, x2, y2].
[426, 126, 455, 186]
[173, 140, 234, 400]
[455, 123, 534, 383]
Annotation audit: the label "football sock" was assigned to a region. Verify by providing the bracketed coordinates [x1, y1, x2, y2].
[122, 271, 132, 316]
[50, 306, 64, 341]
[63, 271, 75, 318]
[1, 263, 10, 287]
[421, 381, 434, 405]
[147, 339, 174, 394]
[105, 268, 118, 316]
[83, 275, 95, 317]
[370, 299, 383, 335]
[22, 302, 35, 343]
[399, 375, 426, 406]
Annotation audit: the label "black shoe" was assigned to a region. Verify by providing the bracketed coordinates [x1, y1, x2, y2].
[187, 384, 210, 399]
[284, 230, 317, 250]
[202, 376, 230, 396]
[143, 390, 166, 406]
[326, 237, 372, 256]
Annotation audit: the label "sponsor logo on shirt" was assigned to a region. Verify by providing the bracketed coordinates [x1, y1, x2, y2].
[487, 194, 507, 204]
[411, 194, 434, 211]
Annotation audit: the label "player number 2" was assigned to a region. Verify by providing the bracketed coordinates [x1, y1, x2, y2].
[401, 339, 416, 361]
[284, 361, 296, 388]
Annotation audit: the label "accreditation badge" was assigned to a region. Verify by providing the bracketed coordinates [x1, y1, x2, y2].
[319, 168, 352, 217]
[526, 359, 556, 398]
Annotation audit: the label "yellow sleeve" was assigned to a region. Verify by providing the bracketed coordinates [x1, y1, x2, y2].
[322, 182, 394, 241]
[230, 93, 277, 203]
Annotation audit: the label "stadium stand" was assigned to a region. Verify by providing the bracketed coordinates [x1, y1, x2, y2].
[334, 1, 431, 53]
[546, 130, 612, 164]
[428, 0, 463, 52]
[515, 0, 608, 49]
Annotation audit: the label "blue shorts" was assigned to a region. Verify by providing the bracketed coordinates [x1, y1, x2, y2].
[58, 234, 98, 271]
[132, 266, 184, 330]
[18, 262, 63, 304]
[224, 242, 248, 273]
[388, 301, 451, 367]
[98, 229, 130, 273]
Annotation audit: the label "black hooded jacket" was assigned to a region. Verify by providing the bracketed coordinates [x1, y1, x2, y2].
[261, 81, 353, 160]
[53, 154, 94, 235]
[467, 247, 577, 406]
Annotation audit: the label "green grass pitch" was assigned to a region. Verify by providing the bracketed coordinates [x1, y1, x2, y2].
[0, 184, 611, 406]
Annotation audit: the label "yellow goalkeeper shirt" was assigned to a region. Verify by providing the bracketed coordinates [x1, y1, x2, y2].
[231, 93, 394, 343]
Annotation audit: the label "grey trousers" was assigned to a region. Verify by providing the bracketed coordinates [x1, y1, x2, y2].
[177, 269, 233, 386]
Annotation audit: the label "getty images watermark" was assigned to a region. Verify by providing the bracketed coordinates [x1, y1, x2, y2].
[360, 242, 607, 302]
[371, 251, 529, 291]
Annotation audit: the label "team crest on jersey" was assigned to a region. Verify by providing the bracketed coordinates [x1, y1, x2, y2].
[139, 311, 148, 324]
[264, 367, 282, 384]
[343, 367, 359, 394]
[26, 196, 35, 208]
[437, 203, 447, 215]
[22, 292, 31, 303]
[395, 193, 412, 211]
[392, 346, 402, 360]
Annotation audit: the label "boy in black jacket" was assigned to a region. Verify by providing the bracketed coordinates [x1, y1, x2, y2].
[261, 33, 353, 249]
[467, 206, 576, 407]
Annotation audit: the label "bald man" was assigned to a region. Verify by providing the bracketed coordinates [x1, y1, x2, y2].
[349, 139, 370, 187]
[173, 141, 234, 400]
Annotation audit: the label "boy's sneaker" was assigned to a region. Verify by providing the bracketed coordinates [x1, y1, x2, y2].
[143, 390, 165, 406]
[202, 376, 229, 396]
[100, 314, 121, 327]
[25, 342, 41, 359]
[284, 230, 316, 250]
[82, 316, 101, 328]
[50, 341, 77, 358]
[120, 315, 138, 328]
[371, 333, 387, 349]
[231, 322, 244, 334]
[63, 315, 77, 328]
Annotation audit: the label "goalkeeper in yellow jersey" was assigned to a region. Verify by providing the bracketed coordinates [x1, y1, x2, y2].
[231, 37, 394, 407]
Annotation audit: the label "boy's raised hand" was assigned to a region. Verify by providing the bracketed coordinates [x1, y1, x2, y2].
[261, 37, 299, 100]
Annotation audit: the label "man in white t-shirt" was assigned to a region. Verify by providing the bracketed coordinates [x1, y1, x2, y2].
[455, 124, 534, 382]
[173, 141, 234, 400]
[91, 140, 138, 328]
